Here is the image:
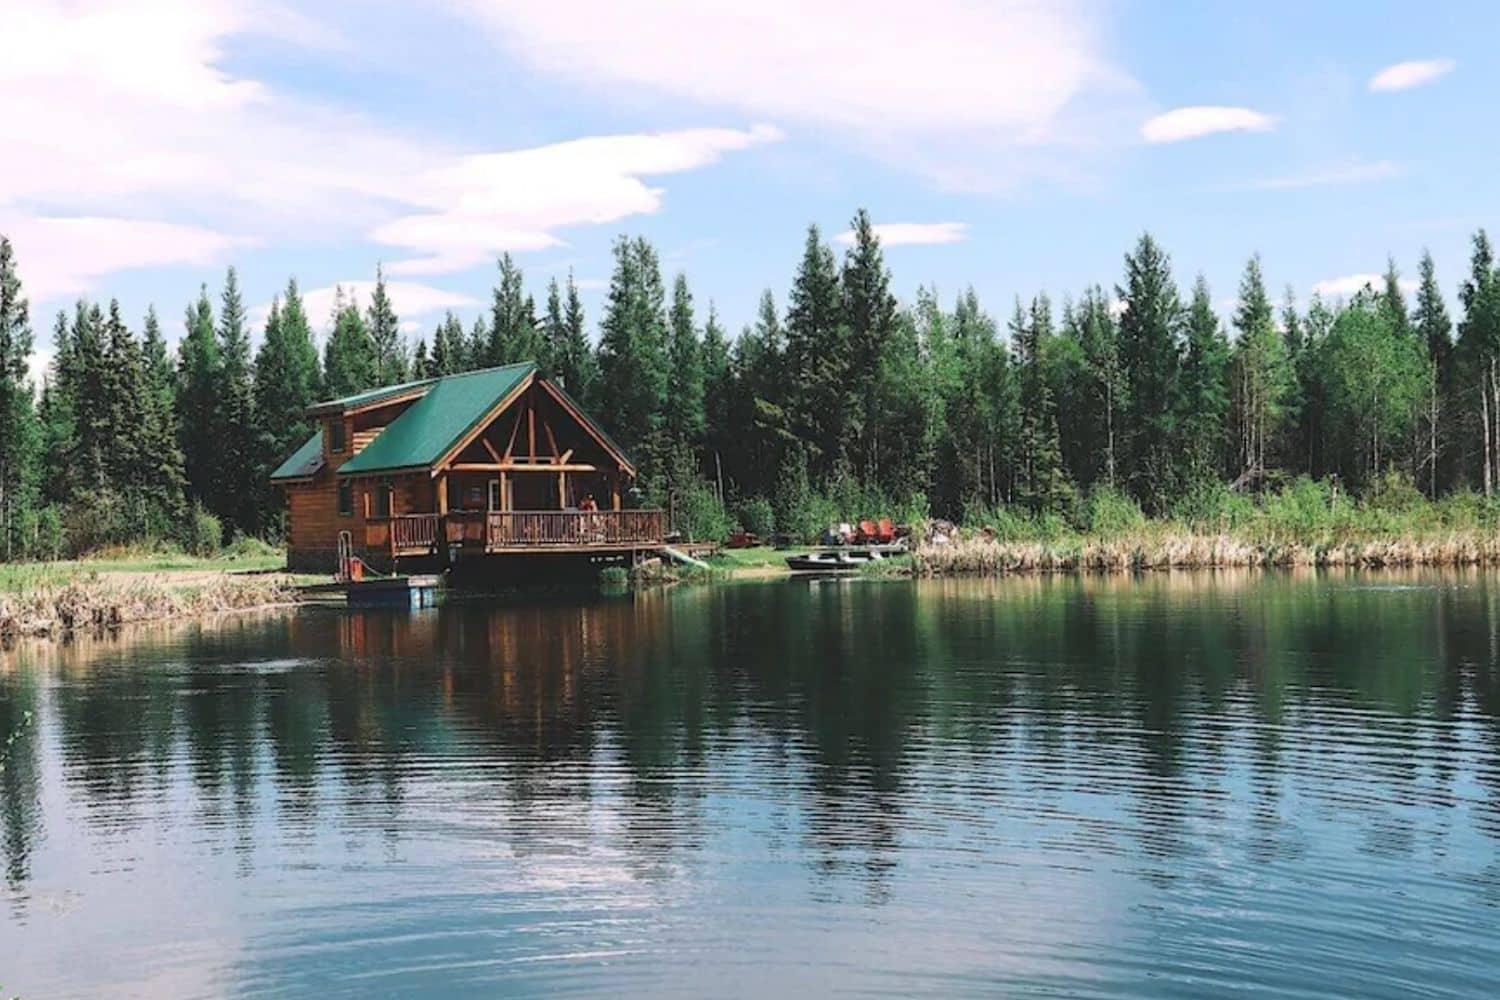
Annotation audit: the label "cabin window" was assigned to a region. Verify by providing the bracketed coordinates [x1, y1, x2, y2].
[372, 482, 393, 518]
[337, 481, 353, 517]
[328, 419, 346, 453]
[487, 479, 501, 512]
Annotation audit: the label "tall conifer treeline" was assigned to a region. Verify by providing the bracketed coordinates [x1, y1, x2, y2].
[1, 214, 1499, 557]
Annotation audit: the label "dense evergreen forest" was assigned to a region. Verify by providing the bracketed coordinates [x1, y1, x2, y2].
[2, 208, 1500, 559]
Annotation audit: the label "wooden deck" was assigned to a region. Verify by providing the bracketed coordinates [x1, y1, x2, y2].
[366, 510, 666, 558]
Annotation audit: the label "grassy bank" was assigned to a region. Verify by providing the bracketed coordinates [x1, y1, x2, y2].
[0, 548, 311, 638]
[916, 481, 1500, 576]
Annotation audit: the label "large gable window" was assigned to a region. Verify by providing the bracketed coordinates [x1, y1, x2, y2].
[337, 480, 353, 517]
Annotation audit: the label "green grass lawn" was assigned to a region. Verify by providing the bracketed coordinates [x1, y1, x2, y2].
[0, 549, 292, 594]
[706, 546, 788, 574]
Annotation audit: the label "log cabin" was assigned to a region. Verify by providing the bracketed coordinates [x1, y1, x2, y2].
[269, 362, 664, 572]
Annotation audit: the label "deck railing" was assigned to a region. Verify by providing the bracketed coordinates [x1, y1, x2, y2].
[377, 509, 665, 554]
[485, 510, 665, 549]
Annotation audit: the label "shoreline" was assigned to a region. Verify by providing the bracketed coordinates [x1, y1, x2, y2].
[0, 572, 304, 641]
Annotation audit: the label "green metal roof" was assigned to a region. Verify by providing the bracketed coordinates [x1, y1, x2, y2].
[306, 375, 435, 415]
[269, 428, 324, 481]
[337, 363, 536, 475]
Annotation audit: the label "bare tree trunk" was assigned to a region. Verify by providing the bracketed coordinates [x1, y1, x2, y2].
[1482, 369, 1492, 497]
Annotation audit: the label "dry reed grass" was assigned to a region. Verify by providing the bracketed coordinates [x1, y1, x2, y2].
[0, 573, 297, 638]
[913, 531, 1500, 577]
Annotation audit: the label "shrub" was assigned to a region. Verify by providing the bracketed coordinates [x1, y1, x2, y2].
[738, 496, 776, 538]
[1261, 477, 1335, 539]
[598, 566, 629, 591]
[182, 503, 223, 557]
[1083, 486, 1145, 537]
[1170, 480, 1255, 533]
[673, 479, 733, 543]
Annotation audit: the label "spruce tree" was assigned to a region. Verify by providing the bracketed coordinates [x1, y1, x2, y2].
[253, 278, 321, 516]
[1117, 233, 1183, 512]
[1380, 257, 1411, 338]
[1414, 250, 1452, 494]
[1011, 296, 1070, 512]
[366, 264, 408, 384]
[701, 303, 733, 499]
[1457, 230, 1500, 493]
[430, 311, 464, 377]
[597, 237, 670, 469]
[1230, 254, 1289, 488]
[556, 274, 597, 404]
[0, 238, 39, 558]
[323, 287, 378, 397]
[139, 307, 187, 525]
[216, 267, 258, 534]
[489, 254, 541, 366]
[665, 273, 706, 454]
[1176, 276, 1230, 488]
[541, 277, 566, 378]
[839, 209, 899, 483]
[784, 225, 846, 479]
[177, 285, 220, 509]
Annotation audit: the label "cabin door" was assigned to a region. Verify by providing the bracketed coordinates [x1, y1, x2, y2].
[487, 478, 502, 512]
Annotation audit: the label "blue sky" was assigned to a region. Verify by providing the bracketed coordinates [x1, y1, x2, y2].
[4, 0, 1497, 372]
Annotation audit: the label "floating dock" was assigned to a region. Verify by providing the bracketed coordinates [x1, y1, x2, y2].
[298, 574, 445, 608]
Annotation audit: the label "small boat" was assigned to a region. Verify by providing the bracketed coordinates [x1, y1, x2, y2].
[784, 549, 883, 573]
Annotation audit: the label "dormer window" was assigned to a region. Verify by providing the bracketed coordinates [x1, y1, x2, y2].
[328, 419, 347, 453]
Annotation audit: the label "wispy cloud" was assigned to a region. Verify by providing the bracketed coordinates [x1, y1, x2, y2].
[1, 0, 780, 308]
[375, 126, 783, 277]
[1369, 58, 1456, 93]
[448, 0, 1146, 189]
[834, 222, 969, 247]
[1232, 160, 1403, 192]
[1141, 106, 1276, 144]
[0, 215, 247, 304]
[1313, 273, 1417, 298]
[251, 280, 482, 332]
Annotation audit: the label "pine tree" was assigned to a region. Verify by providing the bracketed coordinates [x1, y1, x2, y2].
[412, 338, 432, 379]
[1176, 276, 1230, 487]
[366, 264, 407, 384]
[466, 315, 489, 372]
[0, 238, 40, 558]
[664, 273, 706, 454]
[541, 277, 566, 378]
[1117, 233, 1183, 511]
[177, 285, 220, 509]
[323, 287, 378, 398]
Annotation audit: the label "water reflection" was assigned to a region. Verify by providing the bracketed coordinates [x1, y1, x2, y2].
[3, 570, 1500, 996]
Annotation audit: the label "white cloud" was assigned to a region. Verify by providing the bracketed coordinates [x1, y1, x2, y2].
[833, 222, 969, 247]
[1312, 273, 1418, 299]
[448, 0, 1144, 188]
[1141, 106, 1277, 144]
[1, 0, 775, 306]
[253, 280, 482, 332]
[376, 126, 783, 276]
[0, 215, 246, 304]
[1236, 160, 1403, 191]
[1369, 58, 1456, 93]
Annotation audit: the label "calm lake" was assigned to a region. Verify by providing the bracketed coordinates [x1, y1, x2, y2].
[3, 572, 1500, 998]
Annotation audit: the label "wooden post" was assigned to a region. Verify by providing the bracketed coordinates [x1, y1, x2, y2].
[558, 471, 567, 508]
[611, 472, 622, 512]
[436, 472, 449, 515]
